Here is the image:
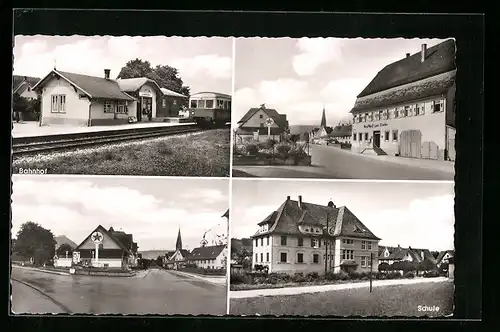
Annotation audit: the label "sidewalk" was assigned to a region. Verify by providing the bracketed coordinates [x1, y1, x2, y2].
[232, 166, 331, 179]
[167, 269, 227, 285]
[12, 265, 71, 276]
[331, 146, 455, 174]
[230, 277, 450, 299]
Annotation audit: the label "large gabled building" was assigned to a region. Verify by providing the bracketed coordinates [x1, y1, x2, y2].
[350, 39, 456, 161]
[251, 195, 381, 275]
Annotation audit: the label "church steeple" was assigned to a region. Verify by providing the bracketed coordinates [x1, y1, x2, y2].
[176, 228, 182, 250]
[320, 105, 327, 128]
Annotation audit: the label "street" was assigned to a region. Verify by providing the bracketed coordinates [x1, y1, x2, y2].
[229, 280, 454, 316]
[11, 266, 227, 315]
[234, 144, 454, 180]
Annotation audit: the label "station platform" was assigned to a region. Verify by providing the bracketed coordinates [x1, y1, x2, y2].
[12, 121, 196, 138]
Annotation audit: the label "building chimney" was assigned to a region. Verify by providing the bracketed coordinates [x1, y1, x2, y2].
[420, 44, 427, 63]
[104, 69, 111, 79]
[286, 196, 290, 201]
[406, 53, 410, 58]
[327, 201, 336, 209]
[298, 195, 303, 209]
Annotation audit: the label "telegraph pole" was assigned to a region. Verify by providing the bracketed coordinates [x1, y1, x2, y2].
[325, 210, 329, 275]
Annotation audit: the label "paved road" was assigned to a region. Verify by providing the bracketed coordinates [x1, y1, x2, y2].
[11, 267, 227, 315]
[234, 145, 453, 180]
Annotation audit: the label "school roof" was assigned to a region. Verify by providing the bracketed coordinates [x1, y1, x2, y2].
[351, 39, 456, 113]
[253, 197, 381, 240]
[160, 88, 188, 98]
[33, 70, 135, 101]
[13, 75, 41, 94]
[188, 245, 226, 260]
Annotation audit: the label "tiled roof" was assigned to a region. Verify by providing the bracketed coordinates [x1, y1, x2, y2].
[75, 225, 130, 254]
[379, 246, 437, 263]
[33, 70, 135, 101]
[188, 245, 226, 260]
[436, 250, 454, 264]
[160, 87, 188, 98]
[117, 77, 162, 94]
[351, 70, 456, 113]
[357, 39, 456, 98]
[237, 106, 287, 128]
[252, 198, 380, 240]
[13, 75, 40, 94]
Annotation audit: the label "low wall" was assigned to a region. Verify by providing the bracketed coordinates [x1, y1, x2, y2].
[178, 267, 226, 276]
[54, 258, 72, 268]
[233, 155, 312, 166]
[42, 117, 88, 127]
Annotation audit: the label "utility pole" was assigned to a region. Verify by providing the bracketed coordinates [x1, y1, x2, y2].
[370, 252, 373, 293]
[325, 209, 329, 275]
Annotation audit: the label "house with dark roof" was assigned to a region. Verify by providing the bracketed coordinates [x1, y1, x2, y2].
[235, 104, 289, 143]
[436, 249, 454, 267]
[33, 68, 136, 126]
[350, 39, 456, 161]
[13, 75, 41, 100]
[327, 124, 353, 144]
[73, 225, 139, 269]
[378, 245, 437, 265]
[251, 195, 381, 275]
[188, 244, 227, 270]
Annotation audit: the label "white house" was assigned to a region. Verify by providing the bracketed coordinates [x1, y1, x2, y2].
[33, 69, 135, 127]
[350, 39, 456, 161]
[188, 244, 227, 270]
[13, 75, 40, 100]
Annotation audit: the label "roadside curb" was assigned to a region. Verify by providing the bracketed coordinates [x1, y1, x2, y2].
[230, 277, 450, 299]
[166, 269, 226, 286]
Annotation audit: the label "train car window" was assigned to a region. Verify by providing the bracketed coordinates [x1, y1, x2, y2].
[198, 100, 206, 108]
[190, 99, 197, 108]
[206, 100, 214, 108]
[217, 99, 224, 108]
[223, 100, 228, 109]
[228, 101, 231, 110]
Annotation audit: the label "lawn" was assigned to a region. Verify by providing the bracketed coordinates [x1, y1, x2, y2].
[229, 281, 454, 317]
[12, 129, 230, 177]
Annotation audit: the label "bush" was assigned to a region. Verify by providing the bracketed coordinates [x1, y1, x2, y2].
[234, 145, 246, 155]
[423, 270, 440, 278]
[325, 271, 350, 281]
[261, 139, 277, 149]
[378, 262, 390, 272]
[348, 271, 361, 280]
[404, 271, 416, 278]
[246, 143, 258, 155]
[385, 271, 402, 279]
[276, 143, 291, 157]
[231, 272, 252, 285]
[305, 272, 321, 281]
[292, 272, 307, 282]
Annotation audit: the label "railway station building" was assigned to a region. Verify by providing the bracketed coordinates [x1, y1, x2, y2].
[350, 39, 456, 161]
[33, 68, 187, 127]
[73, 225, 139, 269]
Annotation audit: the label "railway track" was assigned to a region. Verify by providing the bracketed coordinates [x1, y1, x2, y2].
[12, 124, 202, 157]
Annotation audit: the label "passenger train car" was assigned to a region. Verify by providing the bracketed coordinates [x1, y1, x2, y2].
[187, 92, 231, 128]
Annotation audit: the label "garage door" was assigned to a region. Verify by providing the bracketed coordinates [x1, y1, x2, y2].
[421, 141, 439, 160]
[399, 130, 422, 158]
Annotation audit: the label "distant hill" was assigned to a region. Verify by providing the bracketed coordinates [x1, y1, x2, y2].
[231, 238, 253, 253]
[289, 125, 317, 135]
[139, 250, 175, 260]
[55, 235, 77, 249]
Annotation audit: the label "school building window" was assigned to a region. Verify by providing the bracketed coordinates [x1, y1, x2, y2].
[384, 131, 390, 141]
[297, 253, 304, 263]
[342, 250, 354, 260]
[255, 253, 258, 262]
[298, 237, 303, 247]
[260, 238, 263, 246]
[260, 253, 263, 262]
[311, 238, 319, 248]
[361, 256, 368, 267]
[342, 239, 354, 244]
[51, 94, 66, 113]
[266, 253, 269, 262]
[280, 252, 287, 263]
[362, 240, 372, 250]
[281, 236, 287, 246]
[255, 239, 258, 247]
[392, 130, 399, 142]
[432, 100, 444, 113]
[267, 236, 270, 245]
[313, 254, 319, 263]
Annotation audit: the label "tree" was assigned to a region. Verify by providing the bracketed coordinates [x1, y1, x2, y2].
[56, 243, 74, 257]
[117, 59, 191, 107]
[232, 248, 252, 269]
[378, 262, 390, 272]
[156, 255, 164, 267]
[418, 258, 436, 272]
[12, 93, 29, 122]
[14, 222, 56, 265]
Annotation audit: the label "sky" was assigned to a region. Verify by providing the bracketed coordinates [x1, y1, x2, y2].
[13, 35, 233, 95]
[11, 176, 229, 251]
[233, 37, 450, 128]
[231, 180, 455, 252]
